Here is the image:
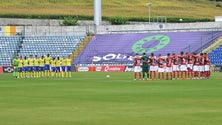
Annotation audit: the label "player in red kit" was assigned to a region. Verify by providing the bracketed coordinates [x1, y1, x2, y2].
[204, 53, 210, 79]
[186, 52, 193, 79]
[193, 53, 199, 79]
[133, 53, 142, 80]
[149, 53, 157, 80]
[199, 53, 205, 79]
[165, 53, 173, 80]
[179, 51, 187, 80]
[157, 54, 165, 80]
[172, 53, 179, 80]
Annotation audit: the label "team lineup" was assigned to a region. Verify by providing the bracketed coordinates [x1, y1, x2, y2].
[12, 51, 211, 80]
[13, 54, 72, 78]
[134, 51, 211, 80]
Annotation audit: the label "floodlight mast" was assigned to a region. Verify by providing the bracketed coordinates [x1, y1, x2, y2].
[94, 0, 102, 26]
[147, 3, 152, 23]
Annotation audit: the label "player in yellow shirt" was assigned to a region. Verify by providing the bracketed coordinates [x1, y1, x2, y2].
[66, 56, 72, 77]
[27, 55, 34, 78]
[33, 55, 39, 78]
[44, 54, 51, 77]
[50, 57, 56, 77]
[39, 56, 45, 78]
[55, 57, 61, 78]
[61, 56, 67, 78]
[23, 56, 28, 78]
[18, 56, 24, 78]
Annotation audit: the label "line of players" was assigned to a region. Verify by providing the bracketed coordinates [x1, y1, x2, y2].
[16, 54, 72, 78]
[134, 52, 210, 80]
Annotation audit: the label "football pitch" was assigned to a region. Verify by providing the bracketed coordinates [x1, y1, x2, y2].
[0, 72, 222, 125]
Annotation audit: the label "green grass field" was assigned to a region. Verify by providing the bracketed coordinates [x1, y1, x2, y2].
[0, 72, 222, 125]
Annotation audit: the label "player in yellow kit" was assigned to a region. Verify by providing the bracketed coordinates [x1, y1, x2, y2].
[27, 55, 34, 78]
[66, 56, 72, 77]
[18, 56, 24, 78]
[55, 57, 61, 78]
[44, 54, 51, 77]
[50, 57, 56, 77]
[23, 56, 28, 78]
[33, 55, 39, 78]
[39, 56, 45, 77]
[61, 56, 67, 78]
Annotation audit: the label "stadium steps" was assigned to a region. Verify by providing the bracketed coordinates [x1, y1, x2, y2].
[71, 35, 93, 62]
[203, 36, 222, 53]
[16, 36, 24, 56]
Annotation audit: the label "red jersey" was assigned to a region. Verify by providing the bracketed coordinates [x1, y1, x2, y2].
[193, 55, 199, 66]
[166, 56, 172, 67]
[179, 54, 186, 65]
[149, 56, 156, 66]
[204, 55, 210, 65]
[134, 57, 141, 66]
[172, 55, 179, 65]
[157, 56, 165, 68]
[199, 56, 205, 66]
[186, 53, 193, 64]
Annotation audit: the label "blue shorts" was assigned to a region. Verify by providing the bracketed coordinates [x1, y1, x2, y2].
[67, 66, 71, 71]
[61, 66, 66, 72]
[51, 67, 56, 72]
[28, 66, 34, 72]
[33, 66, 39, 71]
[39, 67, 44, 71]
[23, 67, 28, 72]
[45, 64, 50, 70]
[18, 67, 23, 72]
[56, 67, 60, 72]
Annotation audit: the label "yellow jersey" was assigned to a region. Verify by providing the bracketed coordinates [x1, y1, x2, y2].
[34, 58, 39, 66]
[28, 58, 34, 66]
[61, 58, 67, 66]
[50, 60, 56, 67]
[18, 59, 23, 68]
[23, 60, 28, 67]
[44, 57, 51, 64]
[66, 58, 71, 66]
[39, 58, 45, 67]
[55, 59, 61, 67]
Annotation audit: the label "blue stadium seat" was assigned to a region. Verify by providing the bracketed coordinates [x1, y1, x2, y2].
[209, 46, 222, 65]
[0, 36, 21, 66]
[18, 35, 85, 58]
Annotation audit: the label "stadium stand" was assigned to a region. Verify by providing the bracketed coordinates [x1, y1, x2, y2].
[209, 45, 222, 65]
[0, 36, 21, 66]
[0, 35, 85, 66]
[1, 32, 222, 66]
[74, 31, 222, 65]
[18, 35, 85, 58]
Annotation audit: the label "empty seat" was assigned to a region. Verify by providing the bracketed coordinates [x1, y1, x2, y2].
[18, 35, 85, 58]
[0, 36, 21, 66]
